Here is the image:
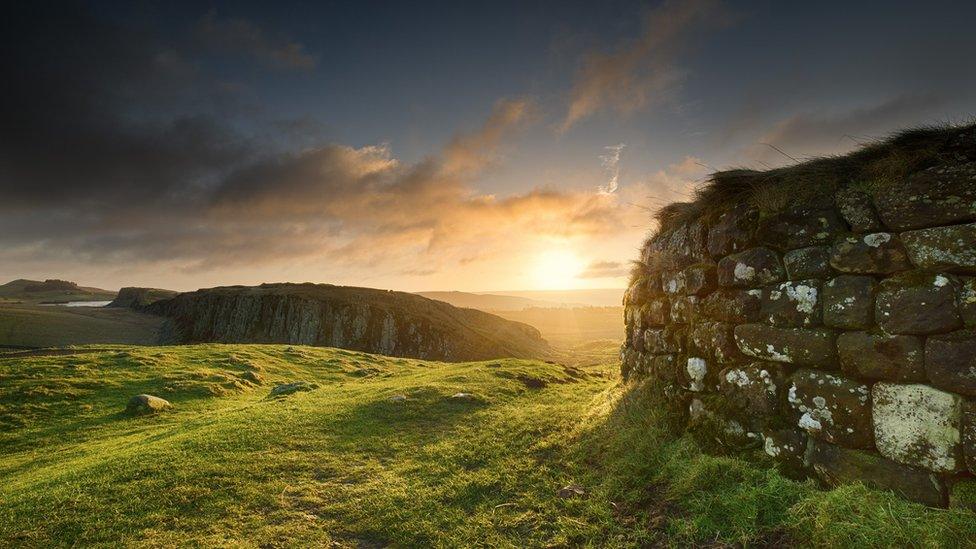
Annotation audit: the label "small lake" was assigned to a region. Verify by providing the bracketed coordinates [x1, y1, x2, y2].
[41, 301, 112, 307]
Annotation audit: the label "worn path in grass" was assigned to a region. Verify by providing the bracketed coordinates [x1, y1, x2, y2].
[1, 343, 974, 547]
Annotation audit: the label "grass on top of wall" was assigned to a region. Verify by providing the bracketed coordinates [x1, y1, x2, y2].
[1, 344, 973, 547]
[652, 121, 976, 237]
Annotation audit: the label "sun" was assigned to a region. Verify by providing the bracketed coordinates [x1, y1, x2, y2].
[531, 249, 584, 290]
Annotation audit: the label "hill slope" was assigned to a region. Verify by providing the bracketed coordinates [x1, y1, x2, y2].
[0, 305, 166, 348]
[1, 344, 972, 546]
[143, 283, 550, 361]
[0, 279, 115, 304]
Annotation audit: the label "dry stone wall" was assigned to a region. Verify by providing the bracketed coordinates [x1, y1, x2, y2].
[621, 133, 976, 508]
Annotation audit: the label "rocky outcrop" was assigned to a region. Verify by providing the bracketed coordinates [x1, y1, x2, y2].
[622, 123, 976, 508]
[107, 287, 178, 308]
[141, 283, 550, 362]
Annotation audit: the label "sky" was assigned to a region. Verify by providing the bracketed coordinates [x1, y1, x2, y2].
[1, 0, 974, 293]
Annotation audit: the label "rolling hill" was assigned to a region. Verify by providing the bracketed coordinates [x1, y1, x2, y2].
[0, 279, 116, 304]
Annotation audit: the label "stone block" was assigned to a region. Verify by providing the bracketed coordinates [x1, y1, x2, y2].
[876, 272, 962, 335]
[717, 247, 785, 288]
[734, 324, 837, 368]
[784, 246, 832, 280]
[689, 321, 742, 364]
[643, 327, 681, 355]
[699, 289, 761, 323]
[684, 356, 713, 392]
[875, 163, 976, 231]
[640, 297, 670, 327]
[787, 369, 873, 448]
[959, 277, 976, 327]
[873, 382, 964, 473]
[662, 270, 684, 295]
[902, 223, 976, 273]
[835, 187, 883, 232]
[837, 331, 925, 382]
[925, 330, 976, 397]
[762, 427, 809, 480]
[707, 205, 758, 258]
[760, 279, 822, 327]
[647, 219, 709, 264]
[829, 233, 911, 274]
[669, 295, 698, 324]
[961, 399, 976, 473]
[646, 354, 680, 385]
[757, 201, 848, 250]
[823, 275, 875, 329]
[805, 438, 947, 507]
[718, 362, 789, 425]
[679, 263, 718, 296]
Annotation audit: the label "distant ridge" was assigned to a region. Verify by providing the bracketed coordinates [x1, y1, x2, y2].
[415, 291, 583, 311]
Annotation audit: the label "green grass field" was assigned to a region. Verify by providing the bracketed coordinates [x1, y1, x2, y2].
[1, 343, 973, 547]
[0, 305, 165, 348]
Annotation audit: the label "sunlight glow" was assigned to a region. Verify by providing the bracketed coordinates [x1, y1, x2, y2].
[531, 249, 584, 290]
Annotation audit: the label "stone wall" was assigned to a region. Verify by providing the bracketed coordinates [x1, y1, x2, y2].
[621, 126, 976, 508]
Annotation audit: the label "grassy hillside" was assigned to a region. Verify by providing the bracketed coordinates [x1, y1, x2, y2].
[0, 279, 115, 304]
[0, 305, 166, 348]
[2, 344, 973, 546]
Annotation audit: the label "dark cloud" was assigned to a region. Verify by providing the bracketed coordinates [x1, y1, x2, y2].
[579, 260, 628, 279]
[0, 6, 626, 275]
[194, 10, 317, 70]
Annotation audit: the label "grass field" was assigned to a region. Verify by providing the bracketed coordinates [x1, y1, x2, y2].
[0, 305, 166, 348]
[1, 343, 973, 547]
[491, 307, 624, 348]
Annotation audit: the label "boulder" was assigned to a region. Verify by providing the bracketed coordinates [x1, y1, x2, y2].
[823, 275, 875, 330]
[783, 246, 833, 280]
[126, 394, 172, 415]
[734, 324, 837, 368]
[787, 369, 873, 448]
[872, 382, 964, 473]
[270, 381, 318, 397]
[875, 162, 976, 231]
[925, 330, 976, 397]
[699, 289, 762, 323]
[757, 202, 847, 250]
[717, 248, 785, 288]
[805, 438, 947, 507]
[837, 331, 925, 382]
[760, 279, 822, 327]
[829, 233, 911, 274]
[876, 272, 962, 335]
[901, 223, 976, 273]
[835, 188, 883, 232]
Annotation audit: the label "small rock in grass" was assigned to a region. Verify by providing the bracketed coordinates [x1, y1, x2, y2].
[270, 381, 318, 397]
[557, 484, 586, 498]
[389, 394, 408, 402]
[450, 392, 475, 400]
[126, 394, 171, 415]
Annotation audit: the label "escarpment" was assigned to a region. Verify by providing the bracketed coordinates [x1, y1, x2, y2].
[622, 123, 976, 508]
[141, 283, 550, 361]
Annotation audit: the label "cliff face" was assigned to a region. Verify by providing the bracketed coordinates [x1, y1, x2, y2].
[622, 123, 976, 508]
[107, 287, 178, 308]
[142, 283, 550, 361]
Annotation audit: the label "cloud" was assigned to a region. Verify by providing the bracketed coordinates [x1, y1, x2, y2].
[558, 0, 728, 132]
[598, 143, 626, 194]
[750, 95, 948, 164]
[579, 260, 629, 279]
[195, 10, 317, 70]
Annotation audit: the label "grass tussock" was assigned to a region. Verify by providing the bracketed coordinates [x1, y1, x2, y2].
[653, 121, 976, 235]
[1, 344, 973, 546]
